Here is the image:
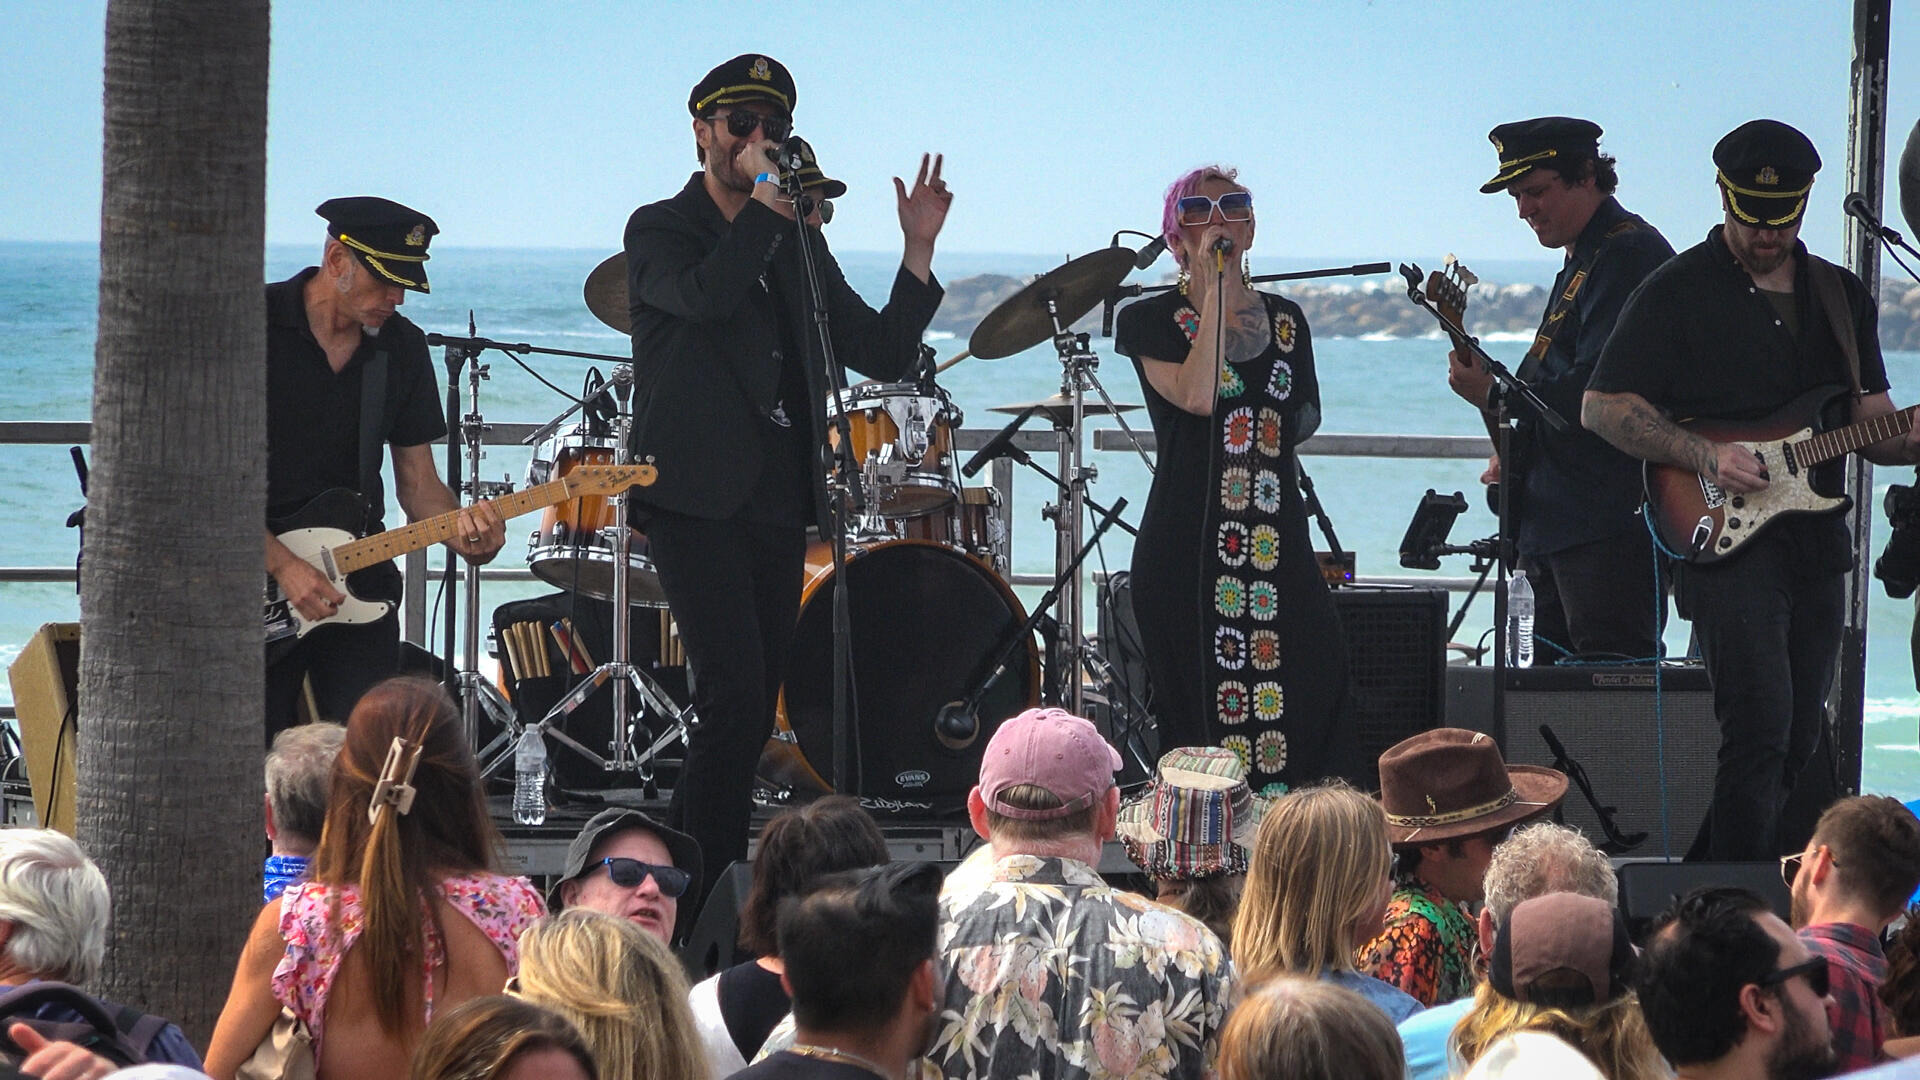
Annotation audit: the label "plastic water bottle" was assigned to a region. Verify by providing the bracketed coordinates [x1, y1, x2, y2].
[513, 728, 548, 825]
[1506, 571, 1535, 669]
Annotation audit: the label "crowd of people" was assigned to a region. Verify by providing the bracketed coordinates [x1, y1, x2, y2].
[7, 675, 1920, 1079]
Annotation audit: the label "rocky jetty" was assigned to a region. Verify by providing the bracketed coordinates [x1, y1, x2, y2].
[931, 270, 1920, 349]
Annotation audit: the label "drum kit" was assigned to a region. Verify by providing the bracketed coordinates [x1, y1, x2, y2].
[438, 241, 1165, 810]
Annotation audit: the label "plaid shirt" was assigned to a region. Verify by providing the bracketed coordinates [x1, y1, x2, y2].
[1800, 921, 1889, 1073]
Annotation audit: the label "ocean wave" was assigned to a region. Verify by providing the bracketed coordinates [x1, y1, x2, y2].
[923, 330, 956, 342]
[1478, 331, 1535, 343]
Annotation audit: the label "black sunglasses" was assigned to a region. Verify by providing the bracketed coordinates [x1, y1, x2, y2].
[595, 857, 691, 898]
[714, 108, 791, 143]
[1757, 955, 1830, 998]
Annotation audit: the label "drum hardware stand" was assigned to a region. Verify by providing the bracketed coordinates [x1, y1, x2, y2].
[475, 369, 697, 783]
[423, 332, 697, 781]
[933, 497, 1129, 747]
[454, 345, 517, 743]
[1399, 265, 1568, 725]
[774, 148, 867, 796]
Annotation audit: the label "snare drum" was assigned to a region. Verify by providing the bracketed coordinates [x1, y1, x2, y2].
[826, 382, 959, 517]
[525, 426, 666, 606]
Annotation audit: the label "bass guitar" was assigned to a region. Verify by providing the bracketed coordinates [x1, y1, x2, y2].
[264, 463, 655, 663]
[1645, 384, 1913, 564]
[1424, 257, 1525, 495]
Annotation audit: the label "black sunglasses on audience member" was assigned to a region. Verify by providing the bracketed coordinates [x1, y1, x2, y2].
[593, 857, 691, 897]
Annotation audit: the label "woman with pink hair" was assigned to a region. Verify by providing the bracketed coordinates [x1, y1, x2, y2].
[1112, 165, 1351, 793]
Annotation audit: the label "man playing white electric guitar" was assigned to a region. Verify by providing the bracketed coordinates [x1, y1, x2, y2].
[1584, 120, 1920, 860]
[264, 198, 505, 737]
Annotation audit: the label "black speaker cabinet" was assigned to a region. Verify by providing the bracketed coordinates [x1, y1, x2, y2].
[1097, 582, 1447, 789]
[1616, 860, 1791, 937]
[1337, 588, 1449, 789]
[1447, 664, 1717, 857]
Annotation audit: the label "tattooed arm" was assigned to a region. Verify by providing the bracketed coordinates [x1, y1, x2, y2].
[1581, 389, 1771, 493]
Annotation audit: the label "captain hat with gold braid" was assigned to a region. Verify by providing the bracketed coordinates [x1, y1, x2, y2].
[687, 53, 795, 118]
[1713, 118, 1821, 229]
[316, 196, 439, 293]
[1479, 117, 1603, 194]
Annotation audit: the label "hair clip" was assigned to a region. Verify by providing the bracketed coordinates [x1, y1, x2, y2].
[369, 736, 424, 823]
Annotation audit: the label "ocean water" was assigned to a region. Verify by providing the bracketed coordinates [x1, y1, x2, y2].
[3, 240, 1917, 796]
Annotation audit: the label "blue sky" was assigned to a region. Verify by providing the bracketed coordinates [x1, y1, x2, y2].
[4, 0, 1918, 271]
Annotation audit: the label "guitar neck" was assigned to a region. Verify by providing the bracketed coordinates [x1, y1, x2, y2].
[1794, 404, 1920, 467]
[332, 480, 574, 574]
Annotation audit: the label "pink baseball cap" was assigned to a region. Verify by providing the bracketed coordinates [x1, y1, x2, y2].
[978, 707, 1123, 820]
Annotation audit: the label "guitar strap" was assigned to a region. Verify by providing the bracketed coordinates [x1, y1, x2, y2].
[1805, 254, 1865, 399]
[1516, 214, 1648, 382]
[357, 348, 389, 533]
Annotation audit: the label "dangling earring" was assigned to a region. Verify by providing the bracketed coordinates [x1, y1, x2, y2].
[1242, 257, 1253, 290]
[1178, 268, 1191, 295]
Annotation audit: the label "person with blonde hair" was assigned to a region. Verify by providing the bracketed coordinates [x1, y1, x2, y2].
[1452, 893, 1664, 1080]
[411, 995, 596, 1080]
[1230, 782, 1420, 1022]
[206, 677, 546, 1079]
[1216, 975, 1405, 1080]
[513, 909, 704, 1080]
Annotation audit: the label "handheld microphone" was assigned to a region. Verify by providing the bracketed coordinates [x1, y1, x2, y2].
[1211, 236, 1235, 255]
[962, 407, 1037, 478]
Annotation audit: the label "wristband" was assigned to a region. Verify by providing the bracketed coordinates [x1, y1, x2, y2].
[755, 172, 779, 186]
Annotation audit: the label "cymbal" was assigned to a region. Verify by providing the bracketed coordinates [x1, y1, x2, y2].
[967, 247, 1135, 360]
[990, 393, 1142, 420]
[584, 252, 629, 334]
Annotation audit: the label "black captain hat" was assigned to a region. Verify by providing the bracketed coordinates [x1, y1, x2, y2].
[316, 196, 439, 293]
[1714, 119, 1821, 228]
[688, 53, 795, 118]
[791, 137, 847, 199]
[1480, 117, 1603, 194]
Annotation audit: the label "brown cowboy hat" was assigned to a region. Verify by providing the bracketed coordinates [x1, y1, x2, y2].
[1378, 728, 1567, 845]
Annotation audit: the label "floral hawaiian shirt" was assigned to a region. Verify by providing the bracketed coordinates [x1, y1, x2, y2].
[930, 854, 1234, 1080]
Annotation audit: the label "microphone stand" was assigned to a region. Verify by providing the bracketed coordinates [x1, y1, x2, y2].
[439, 315, 474, 721]
[1400, 264, 1570, 738]
[774, 158, 867, 797]
[935, 498, 1130, 747]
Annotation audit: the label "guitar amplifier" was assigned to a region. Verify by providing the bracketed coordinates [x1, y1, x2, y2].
[1447, 664, 1717, 856]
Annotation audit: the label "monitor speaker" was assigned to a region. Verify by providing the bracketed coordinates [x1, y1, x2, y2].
[1336, 588, 1449, 789]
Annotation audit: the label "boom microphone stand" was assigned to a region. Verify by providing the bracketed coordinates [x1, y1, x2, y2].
[771, 143, 867, 795]
[1398, 265, 1569, 733]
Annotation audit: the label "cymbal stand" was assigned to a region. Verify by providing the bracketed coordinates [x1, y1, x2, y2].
[476, 369, 697, 785]
[452, 350, 515, 744]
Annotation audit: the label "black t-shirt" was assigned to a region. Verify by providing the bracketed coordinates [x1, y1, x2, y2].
[1590, 228, 1889, 422]
[733, 1051, 881, 1080]
[718, 960, 792, 1061]
[265, 268, 449, 530]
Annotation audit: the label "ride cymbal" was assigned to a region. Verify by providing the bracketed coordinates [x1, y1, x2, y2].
[584, 252, 629, 334]
[967, 247, 1135, 360]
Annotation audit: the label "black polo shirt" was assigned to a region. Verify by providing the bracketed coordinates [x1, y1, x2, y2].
[1591, 227, 1888, 421]
[1591, 227, 1890, 567]
[1512, 196, 1674, 555]
[265, 268, 448, 532]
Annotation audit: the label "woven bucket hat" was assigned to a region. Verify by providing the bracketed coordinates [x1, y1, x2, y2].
[1117, 746, 1270, 879]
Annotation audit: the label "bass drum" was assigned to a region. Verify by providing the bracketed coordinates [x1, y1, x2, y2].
[765, 539, 1039, 812]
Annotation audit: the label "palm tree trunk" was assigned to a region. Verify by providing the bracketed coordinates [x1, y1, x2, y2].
[79, 0, 270, 1042]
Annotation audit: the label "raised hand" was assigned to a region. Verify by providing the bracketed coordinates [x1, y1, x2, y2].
[895, 153, 952, 248]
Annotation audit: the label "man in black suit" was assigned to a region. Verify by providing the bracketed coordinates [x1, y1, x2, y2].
[624, 53, 951, 888]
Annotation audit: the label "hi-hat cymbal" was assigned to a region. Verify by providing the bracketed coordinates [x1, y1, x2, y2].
[967, 247, 1135, 360]
[584, 252, 629, 334]
[990, 393, 1142, 420]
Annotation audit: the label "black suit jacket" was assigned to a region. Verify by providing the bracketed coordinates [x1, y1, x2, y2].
[624, 173, 944, 527]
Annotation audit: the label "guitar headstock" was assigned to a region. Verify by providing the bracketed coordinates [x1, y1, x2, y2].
[1425, 254, 1479, 329]
[563, 464, 659, 496]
